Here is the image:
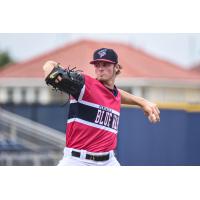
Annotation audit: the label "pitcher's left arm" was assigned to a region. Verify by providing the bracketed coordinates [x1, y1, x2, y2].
[119, 89, 160, 123]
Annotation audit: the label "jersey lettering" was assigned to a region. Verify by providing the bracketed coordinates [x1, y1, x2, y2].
[112, 114, 119, 130]
[94, 106, 119, 130]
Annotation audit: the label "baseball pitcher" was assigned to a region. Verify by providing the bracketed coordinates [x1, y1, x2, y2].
[43, 48, 160, 166]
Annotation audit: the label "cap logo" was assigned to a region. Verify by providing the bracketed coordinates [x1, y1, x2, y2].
[97, 49, 107, 58]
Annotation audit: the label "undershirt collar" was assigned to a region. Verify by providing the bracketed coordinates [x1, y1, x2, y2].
[97, 79, 118, 97]
[105, 85, 118, 97]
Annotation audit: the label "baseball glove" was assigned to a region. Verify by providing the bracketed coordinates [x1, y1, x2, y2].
[45, 65, 85, 100]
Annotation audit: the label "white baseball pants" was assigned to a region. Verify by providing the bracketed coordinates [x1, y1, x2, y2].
[57, 147, 120, 166]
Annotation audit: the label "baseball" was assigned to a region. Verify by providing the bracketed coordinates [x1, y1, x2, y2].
[148, 113, 157, 123]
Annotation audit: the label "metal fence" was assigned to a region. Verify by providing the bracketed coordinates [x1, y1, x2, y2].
[0, 107, 65, 166]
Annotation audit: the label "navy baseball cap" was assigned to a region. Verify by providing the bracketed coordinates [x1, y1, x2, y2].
[90, 48, 118, 64]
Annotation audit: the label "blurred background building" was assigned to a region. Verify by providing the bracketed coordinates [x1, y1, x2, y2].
[1, 38, 200, 105]
[0, 33, 200, 165]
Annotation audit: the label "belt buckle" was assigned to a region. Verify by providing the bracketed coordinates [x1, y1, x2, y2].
[90, 155, 96, 161]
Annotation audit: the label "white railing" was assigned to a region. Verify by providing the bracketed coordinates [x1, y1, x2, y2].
[0, 107, 65, 165]
[0, 107, 65, 149]
[0, 152, 62, 166]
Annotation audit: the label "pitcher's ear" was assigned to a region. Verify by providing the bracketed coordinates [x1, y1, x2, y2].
[115, 64, 122, 75]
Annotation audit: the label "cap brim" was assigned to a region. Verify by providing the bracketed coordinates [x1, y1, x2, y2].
[90, 59, 116, 64]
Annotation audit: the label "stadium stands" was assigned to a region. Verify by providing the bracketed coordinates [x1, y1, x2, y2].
[0, 108, 65, 165]
[0, 139, 31, 152]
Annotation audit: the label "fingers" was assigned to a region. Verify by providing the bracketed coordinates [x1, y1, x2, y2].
[55, 76, 62, 83]
[43, 61, 61, 79]
[148, 113, 160, 123]
[55, 75, 62, 83]
[148, 113, 157, 123]
[152, 107, 160, 122]
[43, 65, 55, 79]
[155, 106, 160, 114]
[145, 102, 160, 123]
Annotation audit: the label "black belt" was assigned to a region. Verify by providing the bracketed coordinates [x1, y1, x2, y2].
[71, 150, 110, 161]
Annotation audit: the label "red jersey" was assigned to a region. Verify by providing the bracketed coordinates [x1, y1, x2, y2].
[66, 74, 121, 152]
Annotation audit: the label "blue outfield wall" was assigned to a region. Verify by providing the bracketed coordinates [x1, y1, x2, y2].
[117, 108, 192, 166]
[1, 104, 200, 166]
[1, 104, 69, 133]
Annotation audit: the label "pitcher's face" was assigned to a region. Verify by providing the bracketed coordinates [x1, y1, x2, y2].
[94, 61, 115, 82]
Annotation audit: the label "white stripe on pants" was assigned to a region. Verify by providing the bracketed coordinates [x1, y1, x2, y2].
[57, 147, 120, 166]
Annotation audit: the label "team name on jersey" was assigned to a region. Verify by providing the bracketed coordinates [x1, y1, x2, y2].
[94, 107, 119, 130]
[68, 100, 120, 133]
